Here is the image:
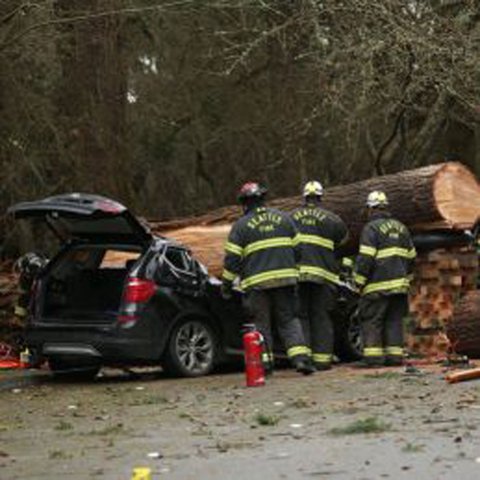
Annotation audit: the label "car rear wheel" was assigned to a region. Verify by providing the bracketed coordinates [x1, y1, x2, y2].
[48, 358, 100, 381]
[164, 319, 217, 377]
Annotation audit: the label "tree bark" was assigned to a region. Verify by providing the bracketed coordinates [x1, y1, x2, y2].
[446, 291, 480, 358]
[149, 162, 480, 276]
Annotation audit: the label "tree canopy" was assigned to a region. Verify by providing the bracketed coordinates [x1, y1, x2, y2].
[1, 0, 479, 242]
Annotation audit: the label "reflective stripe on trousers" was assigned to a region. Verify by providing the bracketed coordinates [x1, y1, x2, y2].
[312, 353, 332, 364]
[287, 345, 311, 358]
[385, 346, 403, 356]
[363, 347, 384, 357]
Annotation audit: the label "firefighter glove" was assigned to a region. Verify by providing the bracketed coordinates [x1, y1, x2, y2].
[221, 282, 233, 300]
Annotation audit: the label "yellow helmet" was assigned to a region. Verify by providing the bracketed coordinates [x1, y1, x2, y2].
[366, 190, 389, 208]
[303, 180, 323, 197]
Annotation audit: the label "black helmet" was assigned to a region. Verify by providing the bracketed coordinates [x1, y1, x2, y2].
[15, 252, 48, 279]
[237, 182, 267, 204]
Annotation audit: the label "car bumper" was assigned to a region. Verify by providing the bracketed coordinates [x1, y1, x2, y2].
[25, 326, 159, 365]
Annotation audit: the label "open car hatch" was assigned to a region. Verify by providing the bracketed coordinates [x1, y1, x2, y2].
[8, 193, 153, 245]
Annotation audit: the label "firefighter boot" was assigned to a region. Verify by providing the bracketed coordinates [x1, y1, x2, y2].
[362, 347, 385, 367]
[293, 356, 316, 375]
[384, 346, 404, 366]
[313, 353, 333, 371]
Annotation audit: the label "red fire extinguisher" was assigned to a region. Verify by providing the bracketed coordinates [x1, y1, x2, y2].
[243, 324, 265, 387]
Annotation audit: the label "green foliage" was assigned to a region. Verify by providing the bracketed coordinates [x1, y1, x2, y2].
[54, 420, 73, 431]
[289, 397, 312, 409]
[364, 371, 403, 380]
[49, 450, 72, 459]
[88, 423, 124, 436]
[329, 417, 391, 435]
[254, 412, 280, 426]
[128, 395, 169, 406]
[402, 442, 425, 453]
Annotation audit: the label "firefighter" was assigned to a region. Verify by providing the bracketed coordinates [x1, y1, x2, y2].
[353, 191, 416, 366]
[14, 252, 48, 319]
[291, 181, 349, 370]
[221, 182, 315, 375]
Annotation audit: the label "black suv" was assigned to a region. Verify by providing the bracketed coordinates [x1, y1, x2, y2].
[9, 193, 362, 379]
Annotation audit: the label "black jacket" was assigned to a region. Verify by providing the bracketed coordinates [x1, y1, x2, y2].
[222, 206, 299, 291]
[354, 211, 416, 296]
[291, 204, 348, 285]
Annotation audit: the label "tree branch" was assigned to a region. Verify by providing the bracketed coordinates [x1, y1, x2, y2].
[0, 0, 196, 52]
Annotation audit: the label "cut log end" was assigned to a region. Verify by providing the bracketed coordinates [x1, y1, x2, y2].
[433, 162, 480, 229]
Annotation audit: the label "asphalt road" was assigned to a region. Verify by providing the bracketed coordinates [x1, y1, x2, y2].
[1, 364, 480, 479]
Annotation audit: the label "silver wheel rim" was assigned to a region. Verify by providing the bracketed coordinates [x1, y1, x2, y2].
[175, 321, 214, 374]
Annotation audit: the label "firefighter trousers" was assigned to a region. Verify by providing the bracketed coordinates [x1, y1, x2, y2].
[243, 286, 310, 368]
[359, 294, 408, 365]
[299, 282, 336, 367]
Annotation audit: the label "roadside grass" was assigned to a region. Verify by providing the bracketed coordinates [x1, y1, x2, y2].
[0, 421, 24, 431]
[402, 442, 425, 453]
[49, 450, 72, 460]
[54, 420, 73, 431]
[128, 395, 169, 406]
[335, 406, 361, 415]
[214, 439, 255, 453]
[88, 423, 124, 436]
[364, 371, 403, 380]
[289, 397, 312, 409]
[329, 417, 391, 435]
[254, 412, 280, 426]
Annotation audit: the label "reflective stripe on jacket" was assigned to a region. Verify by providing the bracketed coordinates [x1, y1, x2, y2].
[291, 204, 348, 285]
[354, 212, 416, 296]
[222, 207, 299, 291]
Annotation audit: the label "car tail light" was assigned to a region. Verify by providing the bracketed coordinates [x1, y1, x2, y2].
[118, 278, 156, 328]
[123, 278, 156, 303]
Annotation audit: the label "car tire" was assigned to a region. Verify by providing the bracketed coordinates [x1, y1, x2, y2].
[164, 318, 218, 377]
[48, 358, 100, 381]
[335, 307, 363, 362]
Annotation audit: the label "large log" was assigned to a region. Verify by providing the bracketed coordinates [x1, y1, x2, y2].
[446, 291, 480, 358]
[150, 162, 480, 276]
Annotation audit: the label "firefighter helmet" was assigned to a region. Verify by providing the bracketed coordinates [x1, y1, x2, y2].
[303, 180, 324, 198]
[15, 252, 48, 277]
[366, 190, 389, 208]
[237, 182, 267, 203]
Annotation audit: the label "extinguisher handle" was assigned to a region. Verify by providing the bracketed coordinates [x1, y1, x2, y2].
[241, 323, 256, 334]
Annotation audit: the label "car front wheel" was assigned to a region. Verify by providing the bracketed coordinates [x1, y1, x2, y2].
[164, 319, 217, 377]
[335, 307, 363, 362]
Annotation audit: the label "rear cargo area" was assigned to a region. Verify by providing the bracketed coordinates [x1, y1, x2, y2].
[41, 246, 141, 323]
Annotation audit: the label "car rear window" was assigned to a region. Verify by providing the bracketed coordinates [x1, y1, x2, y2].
[99, 250, 140, 269]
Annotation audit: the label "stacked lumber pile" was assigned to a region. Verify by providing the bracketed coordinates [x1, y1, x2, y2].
[407, 247, 478, 358]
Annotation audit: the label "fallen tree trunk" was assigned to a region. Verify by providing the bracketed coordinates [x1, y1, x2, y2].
[446, 291, 480, 359]
[150, 162, 480, 276]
